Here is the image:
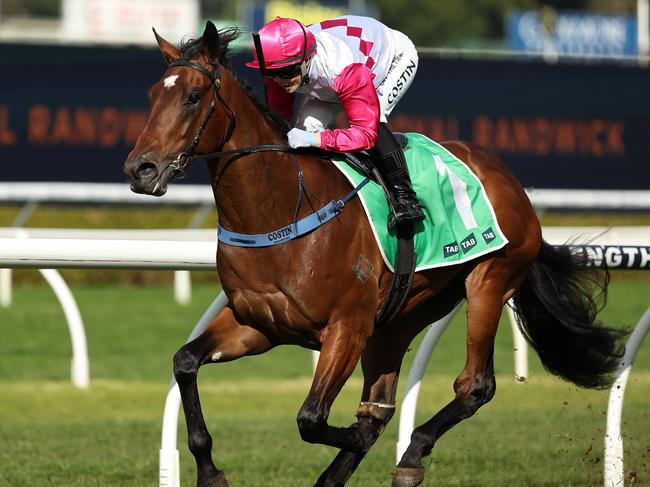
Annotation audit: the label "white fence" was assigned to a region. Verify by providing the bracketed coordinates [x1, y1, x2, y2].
[1, 182, 648, 308]
[0, 228, 217, 390]
[0, 183, 215, 306]
[0, 225, 648, 487]
[0, 182, 213, 206]
[2, 182, 650, 210]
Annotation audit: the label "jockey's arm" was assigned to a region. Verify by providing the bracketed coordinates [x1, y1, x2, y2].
[319, 63, 380, 152]
[264, 77, 295, 122]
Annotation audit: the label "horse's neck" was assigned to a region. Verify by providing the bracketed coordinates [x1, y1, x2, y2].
[209, 70, 303, 233]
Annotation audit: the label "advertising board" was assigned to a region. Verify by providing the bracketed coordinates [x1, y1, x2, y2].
[507, 10, 638, 57]
[0, 43, 648, 189]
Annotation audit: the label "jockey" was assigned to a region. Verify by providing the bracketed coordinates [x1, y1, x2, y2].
[246, 15, 425, 227]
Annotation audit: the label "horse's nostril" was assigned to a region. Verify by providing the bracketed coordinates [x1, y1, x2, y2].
[136, 162, 158, 180]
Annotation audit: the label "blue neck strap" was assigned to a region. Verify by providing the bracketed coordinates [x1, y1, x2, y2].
[218, 177, 370, 248]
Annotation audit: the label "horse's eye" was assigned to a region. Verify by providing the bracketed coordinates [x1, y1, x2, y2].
[188, 92, 201, 105]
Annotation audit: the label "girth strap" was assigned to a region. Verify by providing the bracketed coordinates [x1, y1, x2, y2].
[375, 224, 416, 325]
[366, 164, 417, 326]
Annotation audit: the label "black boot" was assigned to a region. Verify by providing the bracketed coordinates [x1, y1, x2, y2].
[371, 124, 425, 228]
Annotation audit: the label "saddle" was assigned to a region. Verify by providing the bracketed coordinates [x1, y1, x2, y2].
[339, 133, 410, 180]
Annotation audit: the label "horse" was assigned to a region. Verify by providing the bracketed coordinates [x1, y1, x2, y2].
[123, 21, 626, 487]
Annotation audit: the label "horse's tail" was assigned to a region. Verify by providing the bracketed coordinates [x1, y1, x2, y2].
[511, 241, 627, 389]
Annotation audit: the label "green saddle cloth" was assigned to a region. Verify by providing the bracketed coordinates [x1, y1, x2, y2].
[332, 133, 508, 272]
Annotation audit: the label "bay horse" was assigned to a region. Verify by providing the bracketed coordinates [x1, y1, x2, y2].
[123, 22, 626, 487]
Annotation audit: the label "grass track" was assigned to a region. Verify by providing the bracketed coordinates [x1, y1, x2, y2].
[0, 281, 649, 486]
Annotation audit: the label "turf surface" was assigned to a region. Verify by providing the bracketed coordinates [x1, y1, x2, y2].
[0, 281, 648, 486]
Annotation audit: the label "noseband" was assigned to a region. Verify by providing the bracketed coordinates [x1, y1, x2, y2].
[165, 59, 237, 175]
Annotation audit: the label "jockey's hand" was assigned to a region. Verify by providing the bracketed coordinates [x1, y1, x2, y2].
[287, 128, 321, 148]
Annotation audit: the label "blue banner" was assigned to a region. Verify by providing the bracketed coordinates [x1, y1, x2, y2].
[507, 10, 638, 57]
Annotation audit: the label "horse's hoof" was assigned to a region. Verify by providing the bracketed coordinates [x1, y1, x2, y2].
[391, 466, 425, 487]
[199, 470, 229, 487]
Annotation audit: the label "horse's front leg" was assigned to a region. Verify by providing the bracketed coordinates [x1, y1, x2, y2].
[313, 402, 394, 487]
[173, 305, 272, 487]
[314, 325, 416, 487]
[296, 312, 376, 455]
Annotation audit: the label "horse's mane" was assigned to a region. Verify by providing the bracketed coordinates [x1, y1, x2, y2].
[180, 27, 290, 136]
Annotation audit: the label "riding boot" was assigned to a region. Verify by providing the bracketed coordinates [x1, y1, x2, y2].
[370, 124, 425, 228]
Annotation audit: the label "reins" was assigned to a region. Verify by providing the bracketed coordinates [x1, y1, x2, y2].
[193, 144, 298, 161]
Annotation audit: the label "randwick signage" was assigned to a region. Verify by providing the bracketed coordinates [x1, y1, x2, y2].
[1, 44, 648, 188]
[0, 105, 146, 148]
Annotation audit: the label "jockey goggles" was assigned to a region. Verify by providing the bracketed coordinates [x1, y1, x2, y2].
[264, 64, 304, 79]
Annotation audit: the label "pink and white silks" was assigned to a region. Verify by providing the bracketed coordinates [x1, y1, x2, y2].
[265, 15, 419, 152]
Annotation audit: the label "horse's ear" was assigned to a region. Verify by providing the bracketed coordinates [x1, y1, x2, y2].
[153, 27, 181, 64]
[201, 20, 220, 65]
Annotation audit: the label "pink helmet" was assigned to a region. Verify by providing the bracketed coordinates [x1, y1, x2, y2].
[246, 17, 316, 70]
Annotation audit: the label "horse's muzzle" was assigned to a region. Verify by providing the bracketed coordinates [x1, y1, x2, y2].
[123, 155, 170, 196]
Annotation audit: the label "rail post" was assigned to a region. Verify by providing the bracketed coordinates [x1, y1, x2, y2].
[604, 307, 650, 487]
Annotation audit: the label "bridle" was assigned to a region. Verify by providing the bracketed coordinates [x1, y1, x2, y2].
[165, 58, 237, 175]
[163, 58, 298, 177]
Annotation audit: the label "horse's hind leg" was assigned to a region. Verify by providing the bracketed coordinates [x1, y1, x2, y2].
[392, 280, 507, 487]
[173, 305, 272, 487]
[314, 329, 413, 487]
